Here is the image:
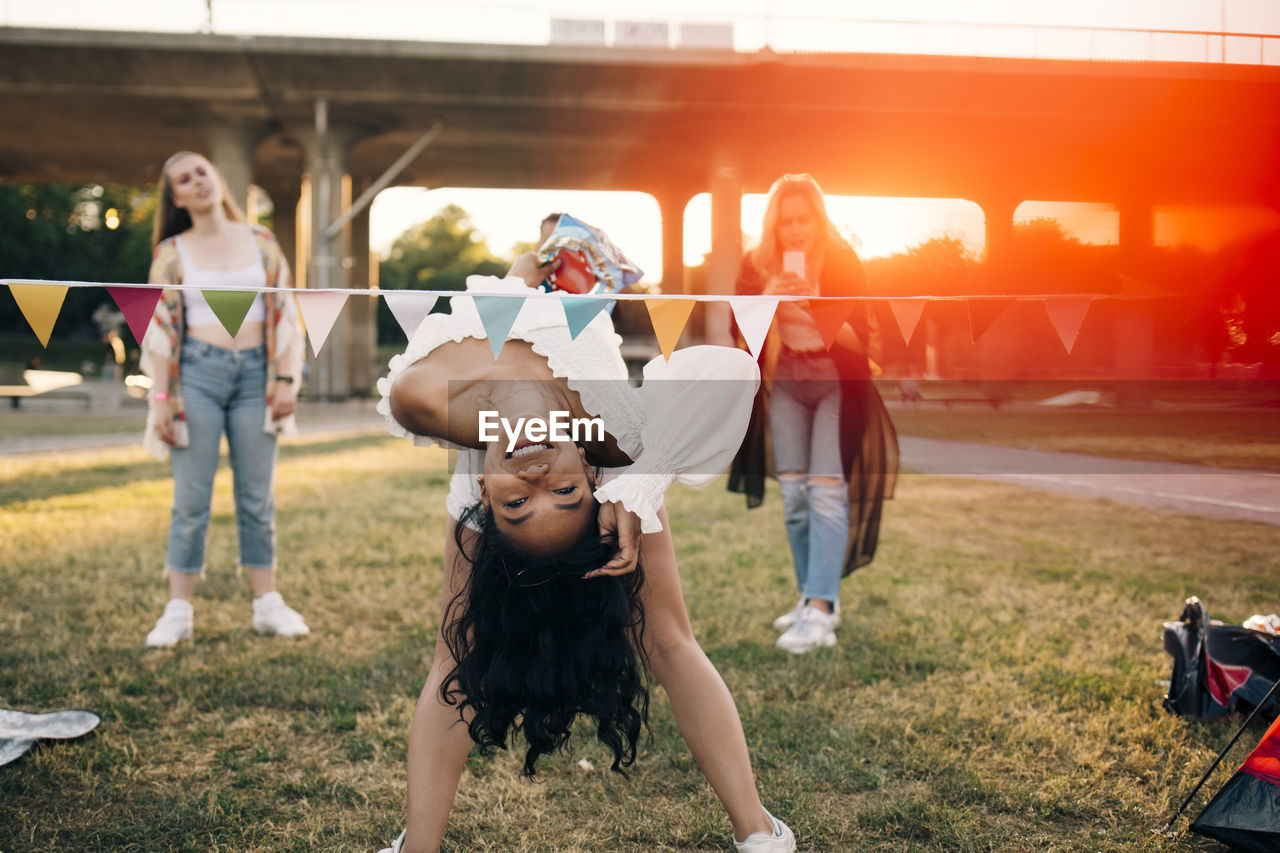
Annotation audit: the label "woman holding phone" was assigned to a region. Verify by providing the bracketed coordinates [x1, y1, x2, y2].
[728, 173, 897, 655]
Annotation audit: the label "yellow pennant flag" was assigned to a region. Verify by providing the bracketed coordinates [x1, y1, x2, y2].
[8, 283, 68, 347]
[644, 298, 695, 360]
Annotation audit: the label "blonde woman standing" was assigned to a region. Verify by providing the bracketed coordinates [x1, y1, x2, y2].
[140, 151, 308, 647]
[728, 173, 898, 654]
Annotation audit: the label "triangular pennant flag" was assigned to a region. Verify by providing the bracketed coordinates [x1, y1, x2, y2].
[728, 296, 779, 358]
[295, 290, 349, 357]
[203, 289, 260, 338]
[561, 296, 614, 340]
[8, 283, 68, 347]
[807, 299, 858, 351]
[107, 286, 163, 345]
[887, 298, 927, 347]
[383, 290, 438, 340]
[967, 298, 1013, 344]
[473, 295, 526, 358]
[645, 298, 695, 360]
[1043, 296, 1094, 355]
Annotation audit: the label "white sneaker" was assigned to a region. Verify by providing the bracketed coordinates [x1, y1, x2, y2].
[145, 599, 193, 648]
[775, 606, 837, 655]
[375, 830, 405, 853]
[734, 809, 797, 852]
[773, 597, 839, 631]
[252, 591, 310, 637]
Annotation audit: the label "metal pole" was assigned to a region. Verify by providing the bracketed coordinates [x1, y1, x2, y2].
[324, 121, 443, 239]
[1159, 675, 1280, 835]
[313, 97, 330, 396]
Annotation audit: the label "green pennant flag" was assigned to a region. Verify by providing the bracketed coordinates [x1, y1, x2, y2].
[202, 289, 259, 337]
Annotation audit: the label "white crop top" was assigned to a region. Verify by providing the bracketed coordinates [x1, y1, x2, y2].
[175, 234, 267, 328]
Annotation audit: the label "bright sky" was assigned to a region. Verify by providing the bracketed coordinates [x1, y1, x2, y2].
[8, 0, 1277, 284]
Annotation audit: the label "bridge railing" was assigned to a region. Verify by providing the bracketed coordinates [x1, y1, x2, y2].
[2, 1, 1278, 67]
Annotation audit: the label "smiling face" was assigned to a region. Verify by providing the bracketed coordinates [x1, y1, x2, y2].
[165, 154, 223, 216]
[777, 192, 818, 255]
[478, 440, 597, 556]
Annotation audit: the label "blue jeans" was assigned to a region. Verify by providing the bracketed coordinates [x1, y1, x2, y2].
[167, 340, 278, 573]
[768, 352, 849, 605]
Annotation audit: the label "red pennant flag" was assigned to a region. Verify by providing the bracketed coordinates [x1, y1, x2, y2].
[806, 299, 858, 351]
[967, 299, 1013, 344]
[107, 286, 164, 345]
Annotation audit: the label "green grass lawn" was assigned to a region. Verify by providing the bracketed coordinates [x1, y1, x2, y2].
[2, 435, 1277, 851]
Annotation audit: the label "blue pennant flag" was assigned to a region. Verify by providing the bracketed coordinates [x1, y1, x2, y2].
[561, 296, 614, 339]
[472, 296, 525, 358]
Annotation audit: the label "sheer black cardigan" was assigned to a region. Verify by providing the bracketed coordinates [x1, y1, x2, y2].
[726, 245, 899, 575]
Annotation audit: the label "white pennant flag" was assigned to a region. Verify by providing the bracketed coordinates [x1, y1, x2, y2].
[887, 299, 927, 346]
[294, 291, 348, 357]
[383, 290, 439, 340]
[1044, 296, 1094, 354]
[728, 296, 780, 358]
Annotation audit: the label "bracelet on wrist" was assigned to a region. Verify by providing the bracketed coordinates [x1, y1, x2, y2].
[153, 391, 170, 402]
[275, 375, 295, 385]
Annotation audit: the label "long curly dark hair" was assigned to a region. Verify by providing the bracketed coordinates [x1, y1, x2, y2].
[441, 502, 650, 778]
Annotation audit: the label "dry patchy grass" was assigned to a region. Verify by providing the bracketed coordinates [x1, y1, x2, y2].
[2, 437, 1277, 851]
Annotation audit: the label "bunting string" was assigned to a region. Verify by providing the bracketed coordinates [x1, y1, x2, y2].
[1, 278, 1147, 301]
[3, 277, 1178, 361]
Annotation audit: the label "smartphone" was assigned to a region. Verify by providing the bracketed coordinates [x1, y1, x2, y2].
[783, 251, 806, 279]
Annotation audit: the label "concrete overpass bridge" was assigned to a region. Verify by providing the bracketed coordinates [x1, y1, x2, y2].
[2, 26, 1278, 393]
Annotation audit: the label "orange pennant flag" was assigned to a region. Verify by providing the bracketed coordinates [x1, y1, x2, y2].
[645, 298, 695, 360]
[807, 299, 858, 350]
[8, 283, 68, 347]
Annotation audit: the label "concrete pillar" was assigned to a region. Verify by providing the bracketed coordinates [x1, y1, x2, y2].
[1118, 201, 1154, 269]
[206, 124, 257, 214]
[657, 188, 689, 294]
[347, 174, 377, 397]
[299, 110, 356, 398]
[1116, 200, 1155, 401]
[259, 179, 301, 278]
[704, 153, 743, 347]
[979, 197, 1017, 282]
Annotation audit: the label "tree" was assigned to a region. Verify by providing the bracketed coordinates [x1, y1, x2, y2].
[0, 182, 155, 344]
[376, 203, 509, 343]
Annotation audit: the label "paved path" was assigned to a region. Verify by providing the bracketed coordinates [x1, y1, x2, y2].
[0, 401, 386, 455]
[900, 436, 1280, 527]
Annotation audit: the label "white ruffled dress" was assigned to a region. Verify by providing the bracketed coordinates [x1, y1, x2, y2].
[376, 275, 759, 533]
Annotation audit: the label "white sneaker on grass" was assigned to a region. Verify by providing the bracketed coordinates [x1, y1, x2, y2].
[375, 830, 405, 853]
[734, 809, 797, 852]
[775, 605, 837, 655]
[145, 599, 193, 648]
[772, 597, 839, 631]
[252, 591, 310, 637]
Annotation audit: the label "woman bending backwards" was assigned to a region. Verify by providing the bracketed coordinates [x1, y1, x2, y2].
[374, 252, 797, 852]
